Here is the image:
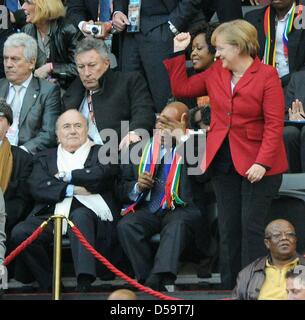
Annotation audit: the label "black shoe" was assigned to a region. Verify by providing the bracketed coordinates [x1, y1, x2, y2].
[144, 274, 162, 291]
[75, 274, 95, 292]
[144, 273, 176, 292]
[161, 273, 176, 292]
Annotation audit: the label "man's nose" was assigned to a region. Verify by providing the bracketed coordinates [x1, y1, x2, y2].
[84, 66, 91, 76]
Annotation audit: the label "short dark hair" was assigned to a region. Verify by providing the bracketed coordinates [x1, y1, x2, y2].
[189, 22, 219, 55]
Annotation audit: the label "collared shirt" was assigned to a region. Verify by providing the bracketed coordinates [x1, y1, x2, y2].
[79, 94, 103, 145]
[275, 5, 294, 78]
[258, 257, 299, 300]
[6, 74, 33, 147]
[6, 73, 33, 107]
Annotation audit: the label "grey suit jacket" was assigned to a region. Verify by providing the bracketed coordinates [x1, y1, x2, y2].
[0, 76, 61, 154]
[0, 189, 6, 265]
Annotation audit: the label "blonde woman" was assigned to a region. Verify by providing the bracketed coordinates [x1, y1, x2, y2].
[164, 20, 288, 289]
[22, 0, 83, 89]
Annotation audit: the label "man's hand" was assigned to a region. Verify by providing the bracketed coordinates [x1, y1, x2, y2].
[112, 12, 130, 32]
[245, 164, 266, 183]
[34, 63, 52, 79]
[81, 20, 113, 39]
[81, 20, 95, 35]
[119, 131, 141, 150]
[138, 172, 154, 192]
[288, 99, 305, 121]
[157, 113, 187, 143]
[74, 186, 91, 195]
[174, 32, 191, 53]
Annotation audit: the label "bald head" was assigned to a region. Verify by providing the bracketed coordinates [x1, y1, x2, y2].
[265, 219, 295, 238]
[161, 101, 189, 123]
[107, 289, 137, 300]
[56, 109, 89, 152]
[264, 219, 297, 262]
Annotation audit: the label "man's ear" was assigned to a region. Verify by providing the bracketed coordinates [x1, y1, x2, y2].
[264, 238, 270, 251]
[30, 59, 36, 71]
[180, 112, 188, 131]
[104, 58, 111, 67]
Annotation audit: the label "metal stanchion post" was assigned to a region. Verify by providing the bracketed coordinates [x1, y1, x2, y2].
[52, 215, 64, 300]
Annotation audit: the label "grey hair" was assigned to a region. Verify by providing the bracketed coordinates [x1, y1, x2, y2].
[4, 33, 38, 63]
[75, 37, 110, 61]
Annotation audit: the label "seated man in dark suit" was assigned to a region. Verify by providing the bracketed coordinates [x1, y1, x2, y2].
[245, 0, 305, 88]
[62, 37, 155, 151]
[0, 32, 61, 154]
[117, 101, 204, 291]
[0, 99, 32, 239]
[10, 109, 119, 292]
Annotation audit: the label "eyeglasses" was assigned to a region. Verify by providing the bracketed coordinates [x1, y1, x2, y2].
[265, 232, 297, 242]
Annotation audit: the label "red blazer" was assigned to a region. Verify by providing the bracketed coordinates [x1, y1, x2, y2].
[164, 54, 288, 176]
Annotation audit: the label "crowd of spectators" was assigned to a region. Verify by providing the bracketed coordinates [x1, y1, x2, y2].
[0, 0, 305, 300]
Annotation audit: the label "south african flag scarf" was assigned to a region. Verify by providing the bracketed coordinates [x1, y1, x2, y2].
[121, 136, 186, 216]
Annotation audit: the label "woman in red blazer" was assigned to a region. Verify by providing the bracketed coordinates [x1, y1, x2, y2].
[164, 20, 288, 290]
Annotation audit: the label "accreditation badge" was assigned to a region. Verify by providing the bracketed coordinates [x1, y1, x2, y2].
[127, 0, 141, 33]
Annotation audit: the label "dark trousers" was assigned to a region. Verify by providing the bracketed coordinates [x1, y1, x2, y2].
[120, 26, 173, 113]
[117, 206, 201, 281]
[11, 207, 99, 289]
[211, 170, 282, 289]
[283, 125, 305, 173]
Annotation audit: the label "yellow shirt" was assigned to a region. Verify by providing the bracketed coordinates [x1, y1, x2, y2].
[258, 258, 299, 300]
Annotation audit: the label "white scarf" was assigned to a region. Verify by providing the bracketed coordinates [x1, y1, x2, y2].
[54, 139, 113, 234]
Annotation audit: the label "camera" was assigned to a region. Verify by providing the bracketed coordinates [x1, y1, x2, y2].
[88, 24, 103, 36]
[86, 22, 115, 38]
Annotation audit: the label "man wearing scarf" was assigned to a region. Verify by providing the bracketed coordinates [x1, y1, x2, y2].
[0, 99, 32, 239]
[245, 0, 305, 88]
[117, 102, 204, 291]
[11, 109, 119, 292]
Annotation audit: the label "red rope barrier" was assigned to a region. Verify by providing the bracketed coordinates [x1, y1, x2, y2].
[4, 225, 47, 267]
[70, 225, 181, 300]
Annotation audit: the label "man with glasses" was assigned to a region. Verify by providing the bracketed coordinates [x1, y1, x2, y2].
[233, 219, 305, 300]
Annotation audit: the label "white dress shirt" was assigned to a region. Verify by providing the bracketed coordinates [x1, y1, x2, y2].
[275, 5, 294, 78]
[6, 74, 33, 149]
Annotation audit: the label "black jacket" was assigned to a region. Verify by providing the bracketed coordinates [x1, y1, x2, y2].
[66, 0, 100, 25]
[28, 145, 120, 218]
[4, 146, 33, 234]
[113, 0, 205, 34]
[245, 1, 305, 87]
[62, 68, 155, 142]
[22, 18, 84, 89]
